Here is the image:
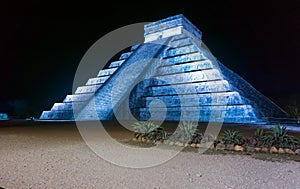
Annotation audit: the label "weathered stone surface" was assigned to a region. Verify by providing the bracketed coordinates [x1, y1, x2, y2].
[295, 149, 300, 155]
[254, 147, 262, 152]
[284, 148, 295, 155]
[278, 148, 285, 154]
[40, 14, 288, 123]
[177, 142, 184, 147]
[208, 144, 215, 150]
[144, 14, 202, 43]
[270, 146, 278, 153]
[261, 147, 269, 153]
[63, 94, 92, 103]
[216, 143, 225, 151]
[86, 76, 109, 85]
[132, 138, 138, 142]
[108, 60, 125, 68]
[226, 144, 235, 151]
[97, 67, 117, 77]
[245, 146, 255, 152]
[234, 145, 244, 152]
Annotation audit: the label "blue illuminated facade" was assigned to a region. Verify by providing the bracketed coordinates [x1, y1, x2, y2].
[40, 14, 288, 123]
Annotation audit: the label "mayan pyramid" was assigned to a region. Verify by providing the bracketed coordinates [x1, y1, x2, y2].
[40, 14, 288, 123]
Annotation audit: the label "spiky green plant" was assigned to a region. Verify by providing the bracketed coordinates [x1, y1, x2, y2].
[254, 128, 265, 137]
[263, 124, 299, 149]
[247, 128, 267, 147]
[190, 132, 203, 144]
[201, 134, 218, 143]
[172, 121, 199, 143]
[222, 130, 245, 145]
[132, 121, 167, 141]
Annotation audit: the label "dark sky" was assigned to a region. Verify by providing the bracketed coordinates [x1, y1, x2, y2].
[1, 1, 300, 117]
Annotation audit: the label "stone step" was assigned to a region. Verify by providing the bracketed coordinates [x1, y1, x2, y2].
[86, 76, 110, 85]
[163, 52, 206, 64]
[119, 52, 133, 60]
[139, 109, 257, 123]
[51, 102, 86, 111]
[165, 44, 199, 57]
[97, 67, 118, 77]
[75, 42, 168, 120]
[40, 110, 74, 120]
[139, 105, 256, 121]
[156, 60, 213, 75]
[109, 60, 125, 68]
[131, 44, 141, 51]
[140, 104, 254, 113]
[149, 80, 231, 96]
[75, 84, 102, 94]
[63, 93, 93, 102]
[140, 92, 243, 107]
[40, 111, 51, 119]
[171, 33, 189, 41]
[144, 23, 186, 42]
[169, 37, 192, 48]
[152, 69, 222, 85]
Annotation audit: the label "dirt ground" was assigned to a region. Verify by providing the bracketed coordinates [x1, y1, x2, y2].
[0, 120, 300, 189]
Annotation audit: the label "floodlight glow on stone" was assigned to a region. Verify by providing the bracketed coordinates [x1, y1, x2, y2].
[40, 14, 288, 123]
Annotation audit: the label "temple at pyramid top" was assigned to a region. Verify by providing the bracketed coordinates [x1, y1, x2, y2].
[144, 14, 202, 42]
[40, 14, 289, 123]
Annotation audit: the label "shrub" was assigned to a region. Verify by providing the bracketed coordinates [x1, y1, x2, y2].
[201, 134, 218, 144]
[172, 121, 199, 143]
[146, 127, 170, 141]
[247, 128, 267, 147]
[263, 124, 299, 149]
[132, 121, 167, 141]
[190, 132, 203, 144]
[222, 130, 245, 145]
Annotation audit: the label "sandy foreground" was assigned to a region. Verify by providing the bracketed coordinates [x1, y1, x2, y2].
[0, 122, 300, 189]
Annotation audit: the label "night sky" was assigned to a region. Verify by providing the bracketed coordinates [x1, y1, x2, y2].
[1, 1, 300, 117]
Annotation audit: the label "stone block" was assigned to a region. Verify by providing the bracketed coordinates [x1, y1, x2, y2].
[119, 52, 133, 60]
[109, 60, 125, 68]
[157, 60, 213, 75]
[169, 37, 192, 48]
[153, 69, 222, 85]
[165, 45, 199, 57]
[86, 76, 109, 85]
[164, 52, 206, 64]
[97, 67, 117, 77]
[63, 94, 92, 102]
[75, 85, 101, 94]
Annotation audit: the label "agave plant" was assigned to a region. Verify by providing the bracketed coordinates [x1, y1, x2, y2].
[132, 121, 167, 141]
[201, 134, 218, 143]
[172, 121, 199, 143]
[247, 128, 266, 147]
[221, 130, 245, 145]
[146, 127, 170, 141]
[263, 124, 299, 149]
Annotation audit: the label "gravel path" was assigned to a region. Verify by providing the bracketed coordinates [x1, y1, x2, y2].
[0, 125, 300, 189]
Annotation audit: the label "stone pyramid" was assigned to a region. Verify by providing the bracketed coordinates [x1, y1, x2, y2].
[40, 14, 288, 123]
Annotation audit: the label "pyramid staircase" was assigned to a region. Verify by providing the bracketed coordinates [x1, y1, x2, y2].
[40, 14, 288, 123]
[129, 34, 258, 122]
[39, 46, 139, 120]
